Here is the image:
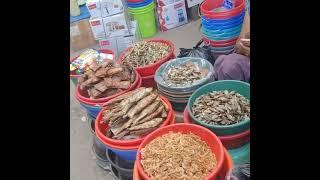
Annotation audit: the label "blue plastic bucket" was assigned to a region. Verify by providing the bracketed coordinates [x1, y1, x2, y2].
[79, 102, 102, 118]
[127, 0, 153, 8]
[107, 147, 137, 162]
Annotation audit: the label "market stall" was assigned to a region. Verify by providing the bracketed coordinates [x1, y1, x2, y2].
[70, 0, 250, 179]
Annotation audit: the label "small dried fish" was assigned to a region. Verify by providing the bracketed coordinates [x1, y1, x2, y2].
[192, 90, 250, 126]
[123, 41, 171, 68]
[164, 62, 206, 86]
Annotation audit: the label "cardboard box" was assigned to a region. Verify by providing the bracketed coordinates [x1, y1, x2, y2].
[157, 0, 188, 31]
[99, 21, 139, 56]
[89, 17, 106, 40]
[86, 0, 102, 18]
[102, 13, 129, 38]
[157, 0, 181, 7]
[100, 0, 124, 17]
[70, 19, 98, 51]
[185, 0, 204, 8]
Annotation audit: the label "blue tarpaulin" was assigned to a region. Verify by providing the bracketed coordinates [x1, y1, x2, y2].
[70, 5, 91, 23]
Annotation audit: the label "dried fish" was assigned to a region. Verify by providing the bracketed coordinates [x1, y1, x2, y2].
[126, 93, 158, 119]
[78, 60, 135, 99]
[129, 118, 163, 131]
[192, 90, 250, 126]
[123, 41, 171, 68]
[164, 62, 207, 86]
[102, 88, 169, 140]
[135, 105, 164, 126]
[102, 87, 146, 107]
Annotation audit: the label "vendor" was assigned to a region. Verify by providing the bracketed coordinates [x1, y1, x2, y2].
[213, 7, 250, 83]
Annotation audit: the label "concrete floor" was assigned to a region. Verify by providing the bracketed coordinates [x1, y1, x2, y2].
[70, 19, 202, 180]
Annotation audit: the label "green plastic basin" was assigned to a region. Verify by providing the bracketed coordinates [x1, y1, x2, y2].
[187, 80, 250, 136]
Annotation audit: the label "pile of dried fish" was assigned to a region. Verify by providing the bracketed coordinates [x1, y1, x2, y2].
[165, 62, 208, 86]
[192, 90, 250, 125]
[141, 132, 217, 180]
[102, 87, 169, 140]
[123, 41, 171, 68]
[78, 60, 135, 99]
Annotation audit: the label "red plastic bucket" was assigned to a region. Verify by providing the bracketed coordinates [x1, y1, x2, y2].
[136, 124, 225, 180]
[133, 147, 232, 180]
[70, 49, 115, 85]
[141, 74, 156, 88]
[95, 95, 174, 147]
[200, 0, 245, 19]
[183, 107, 250, 149]
[119, 39, 176, 77]
[75, 70, 141, 104]
[203, 36, 239, 46]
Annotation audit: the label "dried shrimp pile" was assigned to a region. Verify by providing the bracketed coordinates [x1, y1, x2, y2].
[123, 41, 171, 67]
[192, 90, 250, 125]
[141, 132, 217, 180]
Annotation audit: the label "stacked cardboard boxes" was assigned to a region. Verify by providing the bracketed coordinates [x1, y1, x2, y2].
[156, 0, 188, 32]
[86, 0, 139, 56]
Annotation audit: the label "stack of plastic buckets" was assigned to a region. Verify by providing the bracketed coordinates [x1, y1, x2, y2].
[200, 0, 245, 55]
[127, 0, 157, 38]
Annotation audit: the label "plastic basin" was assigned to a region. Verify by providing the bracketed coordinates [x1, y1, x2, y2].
[75, 70, 141, 103]
[106, 149, 134, 180]
[154, 57, 214, 92]
[200, 0, 245, 19]
[183, 107, 250, 149]
[119, 39, 175, 77]
[95, 95, 174, 146]
[136, 124, 225, 180]
[228, 143, 250, 165]
[187, 80, 250, 136]
[141, 74, 156, 88]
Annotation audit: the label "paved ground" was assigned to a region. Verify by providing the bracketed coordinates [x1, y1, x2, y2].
[70, 19, 202, 180]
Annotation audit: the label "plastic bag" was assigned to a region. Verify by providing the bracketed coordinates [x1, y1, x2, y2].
[225, 163, 250, 180]
[177, 39, 216, 65]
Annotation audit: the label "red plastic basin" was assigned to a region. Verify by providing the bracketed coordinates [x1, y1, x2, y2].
[200, 0, 245, 19]
[95, 95, 174, 147]
[183, 107, 250, 149]
[119, 39, 176, 77]
[141, 74, 156, 88]
[136, 123, 225, 180]
[75, 70, 141, 104]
